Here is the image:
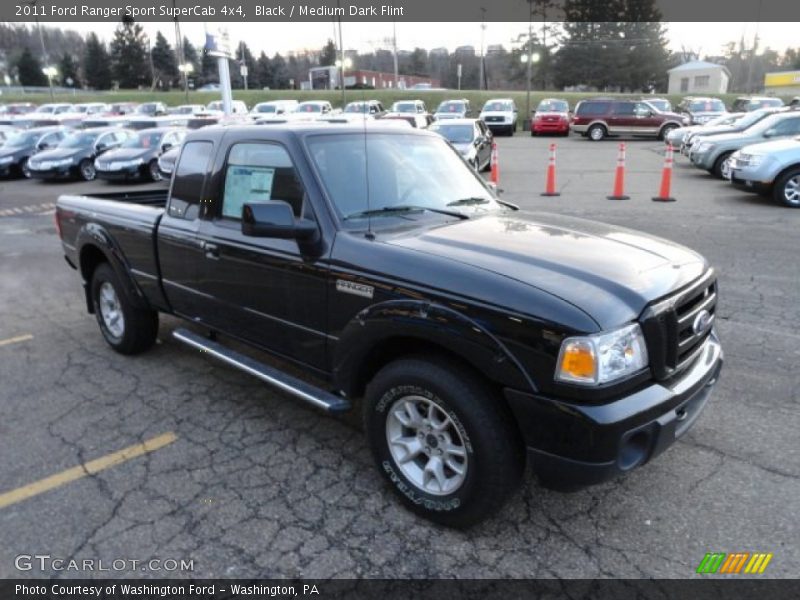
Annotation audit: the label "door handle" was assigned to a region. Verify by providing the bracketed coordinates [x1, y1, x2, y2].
[203, 242, 220, 259]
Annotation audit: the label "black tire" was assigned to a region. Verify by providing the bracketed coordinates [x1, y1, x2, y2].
[712, 151, 733, 179]
[531, 130, 536, 137]
[19, 157, 31, 179]
[363, 357, 524, 528]
[773, 168, 800, 208]
[90, 263, 158, 355]
[587, 124, 606, 141]
[659, 124, 678, 141]
[79, 158, 96, 181]
[147, 159, 163, 182]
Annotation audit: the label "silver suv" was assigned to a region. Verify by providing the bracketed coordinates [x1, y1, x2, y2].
[689, 109, 800, 178]
[728, 137, 800, 207]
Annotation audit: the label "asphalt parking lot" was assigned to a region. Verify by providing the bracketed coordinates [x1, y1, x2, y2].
[0, 132, 798, 579]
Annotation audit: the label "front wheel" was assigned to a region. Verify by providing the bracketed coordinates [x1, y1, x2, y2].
[148, 159, 163, 182]
[91, 263, 159, 354]
[773, 168, 800, 207]
[363, 357, 524, 528]
[712, 152, 733, 179]
[79, 159, 96, 181]
[19, 157, 31, 179]
[659, 124, 678, 141]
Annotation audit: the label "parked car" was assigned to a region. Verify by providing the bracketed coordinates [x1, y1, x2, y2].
[689, 110, 800, 177]
[681, 107, 785, 155]
[730, 96, 784, 112]
[665, 113, 745, 148]
[171, 104, 206, 116]
[429, 118, 493, 171]
[641, 97, 672, 113]
[95, 127, 186, 183]
[107, 102, 139, 116]
[203, 100, 249, 115]
[530, 98, 570, 136]
[728, 137, 800, 207]
[197, 83, 221, 91]
[134, 102, 169, 117]
[389, 100, 427, 114]
[342, 100, 386, 119]
[790, 97, 800, 108]
[434, 99, 472, 121]
[571, 98, 686, 141]
[0, 125, 19, 146]
[29, 103, 75, 117]
[676, 97, 727, 125]
[27, 127, 131, 181]
[294, 101, 334, 118]
[71, 103, 111, 116]
[478, 98, 518, 136]
[56, 122, 722, 527]
[250, 100, 299, 118]
[1, 102, 36, 115]
[156, 143, 181, 178]
[0, 126, 69, 178]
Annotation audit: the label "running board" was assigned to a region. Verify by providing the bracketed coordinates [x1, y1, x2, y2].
[172, 328, 351, 414]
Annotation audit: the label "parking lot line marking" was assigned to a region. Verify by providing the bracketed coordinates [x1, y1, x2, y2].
[0, 334, 33, 348]
[0, 432, 177, 510]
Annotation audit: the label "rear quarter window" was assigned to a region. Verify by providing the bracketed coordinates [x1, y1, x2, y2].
[575, 102, 611, 116]
[168, 140, 214, 220]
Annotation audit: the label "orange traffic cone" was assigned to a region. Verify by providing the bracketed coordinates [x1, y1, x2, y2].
[607, 143, 630, 200]
[541, 143, 560, 196]
[652, 143, 677, 202]
[490, 141, 500, 185]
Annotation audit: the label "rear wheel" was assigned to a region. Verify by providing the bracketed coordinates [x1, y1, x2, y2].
[363, 357, 524, 528]
[19, 157, 31, 179]
[659, 124, 678, 141]
[773, 168, 800, 207]
[90, 263, 158, 354]
[79, 159, 96, 181]
[588, 124, 606, 141]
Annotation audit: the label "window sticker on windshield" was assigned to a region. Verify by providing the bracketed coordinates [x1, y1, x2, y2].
[222, 166, 275, 219]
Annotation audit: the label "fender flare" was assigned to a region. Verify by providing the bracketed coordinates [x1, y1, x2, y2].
[75, 222, 152, 313]
[332, 299, 538, 398]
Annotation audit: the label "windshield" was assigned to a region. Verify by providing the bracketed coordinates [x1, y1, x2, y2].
[345, 103, 369, 113]
[392, 102, 417, 113]
[536, 99, 569, 113]
[437, 101, 465, 113]
[297, 104, 323, 113]
[137, 104, 157, 113]
[175, 106, 198, 114]
[60, 132, 99, 148]
[4, 132, 37, 146]
[254, 104, 277, 113]
[737, 110, 774, 129]
[430, 123, 475, 144]
[307, 133, 498, 226]
[122, 131, 162, 149]
[483, 101, 513, 112]
[707, 113, 739, 126]
[645, 99, 671, 112]
[37, 105, 56, 113]
[689, 99, 726, 112]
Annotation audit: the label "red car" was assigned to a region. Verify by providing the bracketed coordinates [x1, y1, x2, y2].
[531, 98, 570, 136]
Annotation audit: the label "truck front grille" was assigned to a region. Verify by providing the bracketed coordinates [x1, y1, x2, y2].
[640, 272, 717, 381]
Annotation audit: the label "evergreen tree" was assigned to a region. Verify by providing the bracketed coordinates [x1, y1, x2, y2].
[255, 51, 272, 89]
[182, 36, 200, 77]
[83, 32, 112, 90]
[320, 39, 337, 66]
[271, 53, 289, 89]
[16, 47, 47, 86]
[150, 31, 178, 89]
[58, 52, 80, 87]
[110, 18, 148, 89]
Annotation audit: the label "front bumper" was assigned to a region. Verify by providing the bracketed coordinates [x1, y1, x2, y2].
[96, 166, 144, 181]
[28, 166, 75, 180]
[533, 121, 569, 134]
[505, 331, 723, 488]
[729, 168, 773, 193]
[690, 149, 715, 170]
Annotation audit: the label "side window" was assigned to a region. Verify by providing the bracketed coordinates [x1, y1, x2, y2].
[169, 141, 214, 221]
[221, 143, 305, 220]
[772, 117, 800, 135]
[633, 102, 651, 116]
[612, 103, 636, 116]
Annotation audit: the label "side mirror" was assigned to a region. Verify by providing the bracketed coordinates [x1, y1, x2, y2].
[242, 201, 318, 241]
[37, 143, 49, 151]
[96, 143, 107, 152]
[763, 128, 777, 138]
[161, 143, 172, 152]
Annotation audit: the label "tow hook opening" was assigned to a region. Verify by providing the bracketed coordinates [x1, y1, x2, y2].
[619, 431, 651, 471]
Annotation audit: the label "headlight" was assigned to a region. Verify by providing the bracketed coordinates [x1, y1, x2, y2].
[124, 158, 145, 167]
[556, 323, 649, 385]
[681, 117, 690, 125]
[746, 154, 765, 167]
[52, 158, 73, 167]
[695, 142, 713, 153]
[0, 156, 13, 165]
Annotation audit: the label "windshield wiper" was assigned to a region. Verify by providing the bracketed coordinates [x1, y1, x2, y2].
[446, 197, 491, 207]
[344, 205, 469, 221]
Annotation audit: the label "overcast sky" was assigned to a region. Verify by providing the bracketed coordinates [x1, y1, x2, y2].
[44, 21, 799, 58]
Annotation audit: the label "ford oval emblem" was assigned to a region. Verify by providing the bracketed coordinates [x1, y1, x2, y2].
[692, 309, 713, 336]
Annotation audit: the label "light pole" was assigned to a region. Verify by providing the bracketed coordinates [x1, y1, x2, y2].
[478, 7, 486, 91]
[335, 56, 352, 103]
[520, 51, 540, 127]
[178, 63, 194, 102]
[42, 66, 57, 98]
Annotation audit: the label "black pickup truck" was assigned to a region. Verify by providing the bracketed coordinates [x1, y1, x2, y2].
[56, 123, 723, 527]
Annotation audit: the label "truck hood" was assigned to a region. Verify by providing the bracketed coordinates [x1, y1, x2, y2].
[698, 131, 759, 145]
[385, 212, 707, 329]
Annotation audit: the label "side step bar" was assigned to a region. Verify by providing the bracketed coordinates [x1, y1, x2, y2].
[172, 328, 351, 414]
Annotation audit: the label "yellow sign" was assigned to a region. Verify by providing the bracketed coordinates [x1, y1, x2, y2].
[764, 71, 800, 87]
